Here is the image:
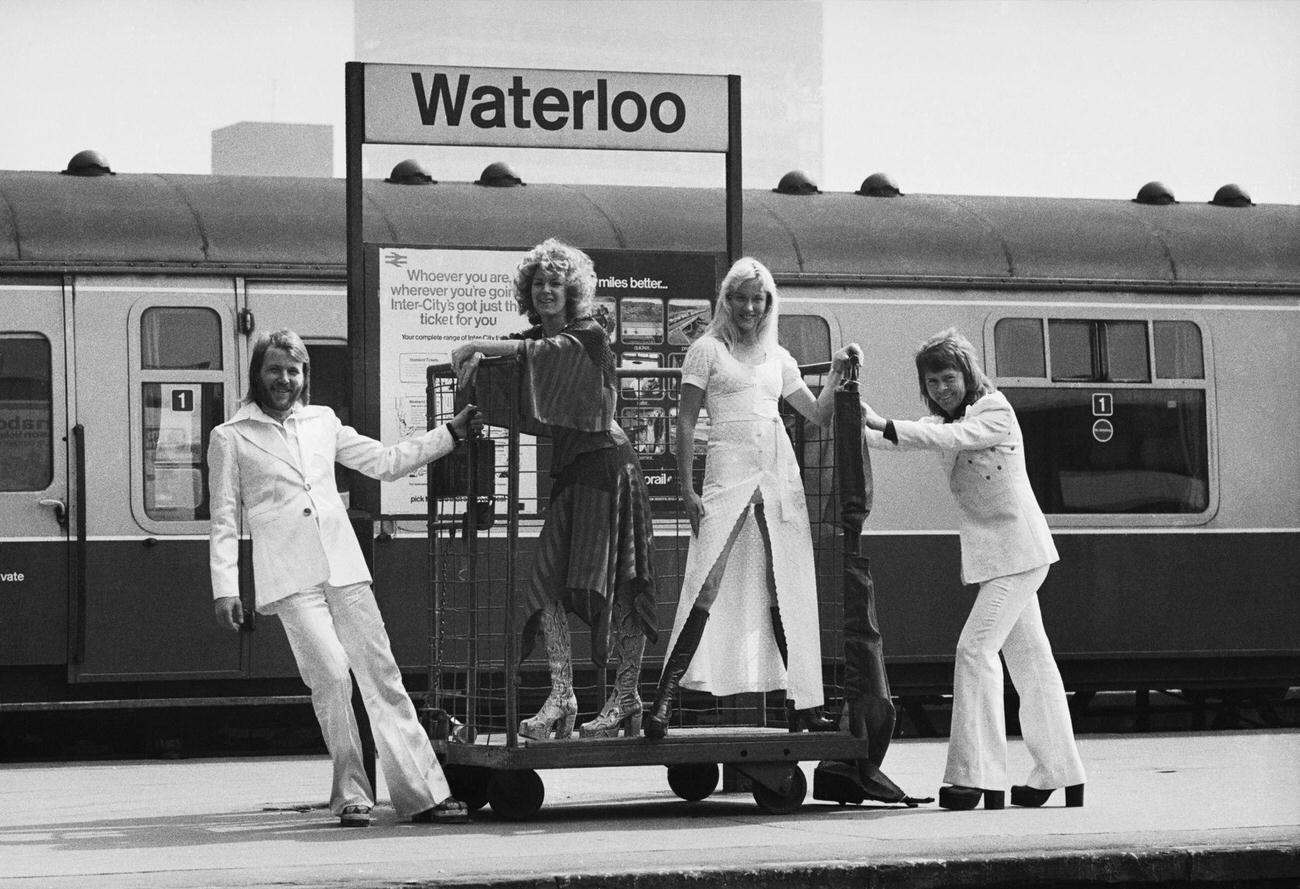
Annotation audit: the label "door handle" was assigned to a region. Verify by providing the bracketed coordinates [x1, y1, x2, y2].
[38, 498, 68, 528]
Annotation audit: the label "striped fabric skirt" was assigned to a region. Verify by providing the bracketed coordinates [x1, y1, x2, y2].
[523, 441, 658, 667]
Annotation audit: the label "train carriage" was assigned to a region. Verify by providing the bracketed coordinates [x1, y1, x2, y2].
[1, 159, 1296, 715]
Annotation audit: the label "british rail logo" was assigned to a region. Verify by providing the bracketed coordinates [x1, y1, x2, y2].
[411, 73, 686, 134]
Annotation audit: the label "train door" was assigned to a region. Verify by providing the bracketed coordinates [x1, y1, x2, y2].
[0, 280, 70, 667]
[69, 278, 243, 681]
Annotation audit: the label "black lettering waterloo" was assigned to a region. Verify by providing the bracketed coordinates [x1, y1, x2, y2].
[412, 72, 686, 134]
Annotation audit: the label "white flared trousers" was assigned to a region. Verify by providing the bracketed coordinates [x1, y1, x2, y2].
[944, 565, 1086, 791]
[276, 581, 452, 817]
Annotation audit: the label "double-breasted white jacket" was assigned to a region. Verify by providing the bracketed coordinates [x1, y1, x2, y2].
[208, 402, 455, 611]
[864, 391, 1058, 584]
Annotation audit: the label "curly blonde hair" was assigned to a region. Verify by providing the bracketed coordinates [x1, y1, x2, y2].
[513, 238, 596, 325]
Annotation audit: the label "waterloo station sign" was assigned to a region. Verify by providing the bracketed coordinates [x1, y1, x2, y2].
[362, 63, 730, 151]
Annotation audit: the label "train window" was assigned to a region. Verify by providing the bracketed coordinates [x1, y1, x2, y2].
[141, 382, 225, 520]
[1154, 321, 1205, 379]
[996, 316, 1210, 517]
[1007, 387, 1208, 514]
[1048, 319, 1150, 382]
[306, 343, 349, 426]
[305, 342, 351, 496]
[137, 306, 226, 522]
[0, 334, 53, 491]
[141, 308, 222, 370]
[779, 315, 831, 366]
[994, 318, 1046, 377]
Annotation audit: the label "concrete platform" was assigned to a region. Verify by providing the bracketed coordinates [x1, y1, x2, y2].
[1, 730, 1297, 889]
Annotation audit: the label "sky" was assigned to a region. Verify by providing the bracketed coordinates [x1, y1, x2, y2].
[2, 0, 1297, 204]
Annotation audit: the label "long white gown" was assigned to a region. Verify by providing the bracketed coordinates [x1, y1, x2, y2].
[665, 335, 824, 708]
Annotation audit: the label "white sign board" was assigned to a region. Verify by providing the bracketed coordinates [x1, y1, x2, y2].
[363, 64, 729, 151]
[377, 246, 524, 515]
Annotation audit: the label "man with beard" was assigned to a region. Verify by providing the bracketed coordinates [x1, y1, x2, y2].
[208, 329, 479, 827]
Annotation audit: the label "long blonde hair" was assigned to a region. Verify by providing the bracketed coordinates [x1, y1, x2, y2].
[245, 329, 310, 407]
[704, 257, 780, 350]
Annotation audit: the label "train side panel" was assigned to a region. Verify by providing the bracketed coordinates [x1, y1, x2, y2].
[0, 280, 71, 666]
[788, 286, 1300, 688]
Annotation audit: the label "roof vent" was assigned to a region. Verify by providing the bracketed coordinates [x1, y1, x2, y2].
[1210, 183, 1252, 207]
[856, 172, 902, 197]
[1133, 181, 1175, 205]
[774, 169, 820, 195]
[385, 159, 436, 185]
[62, 149, 114, 177]
[475, 161, 524, 187]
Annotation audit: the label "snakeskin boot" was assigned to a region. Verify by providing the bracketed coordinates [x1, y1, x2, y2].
[579, 603, 646, 738]
[519, 601, 578, 740]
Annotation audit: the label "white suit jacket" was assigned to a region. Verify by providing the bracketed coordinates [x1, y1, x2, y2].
[208, 402, 455, 611]
[865, 391, 1058, 584]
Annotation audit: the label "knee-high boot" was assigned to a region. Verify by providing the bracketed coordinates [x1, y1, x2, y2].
[643, 606, 709, 739]
[771, 606, 837, 732]
[519, 601, 577, 741]
[579, 603, 646, 738]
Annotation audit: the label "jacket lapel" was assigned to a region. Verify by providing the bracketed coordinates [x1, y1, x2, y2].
[228, 404, 301, 473]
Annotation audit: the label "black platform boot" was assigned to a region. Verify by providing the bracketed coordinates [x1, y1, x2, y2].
[644, 606, 709, 739]
[771, 606, 837, 732]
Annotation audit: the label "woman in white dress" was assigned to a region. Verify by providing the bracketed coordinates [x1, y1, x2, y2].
[644, 258, 856, 738]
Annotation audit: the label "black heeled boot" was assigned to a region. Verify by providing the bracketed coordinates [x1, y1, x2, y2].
[644, 606, 709, 739]
[771, 606, 837, 732]
[939, 785, 1005, 810]
[1011, 783, 1085, 808]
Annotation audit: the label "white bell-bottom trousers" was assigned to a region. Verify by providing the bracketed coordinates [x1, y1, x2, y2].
[275, 581, 452, 817]
[944, 565, 1086, 791]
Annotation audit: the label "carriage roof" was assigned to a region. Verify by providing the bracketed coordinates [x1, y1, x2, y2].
[1, 170, 1297, 290]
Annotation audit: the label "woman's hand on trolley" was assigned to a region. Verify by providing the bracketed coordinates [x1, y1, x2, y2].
[450, 344, 483, 390]
[832, 343, 863, 376]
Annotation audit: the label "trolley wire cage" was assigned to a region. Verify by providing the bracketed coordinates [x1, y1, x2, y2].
[423, 356, 866, 817]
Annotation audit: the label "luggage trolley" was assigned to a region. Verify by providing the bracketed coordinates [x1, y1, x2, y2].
[423, 357, 871, 820]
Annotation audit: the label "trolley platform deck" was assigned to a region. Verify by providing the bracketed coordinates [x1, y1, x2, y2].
[438, 726, 869, 769]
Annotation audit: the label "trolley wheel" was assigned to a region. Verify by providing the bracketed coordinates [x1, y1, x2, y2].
[444, 764, 490, 812]
[751, 764, 807, 815]
[487, 769, 545, 821]
[666, 762, 719, 802]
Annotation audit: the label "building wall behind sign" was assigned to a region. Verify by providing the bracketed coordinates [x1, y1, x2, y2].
[212, 121, 334, 177]
[354, 0, 823, 188]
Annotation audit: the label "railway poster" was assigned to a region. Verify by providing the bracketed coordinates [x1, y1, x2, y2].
[374, 245, 719, 517]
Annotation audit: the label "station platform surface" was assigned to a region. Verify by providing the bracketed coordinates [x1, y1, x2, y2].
[2, 729, 1297, 889]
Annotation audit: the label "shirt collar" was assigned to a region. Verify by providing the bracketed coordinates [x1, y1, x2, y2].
[242, 401, 300, 425]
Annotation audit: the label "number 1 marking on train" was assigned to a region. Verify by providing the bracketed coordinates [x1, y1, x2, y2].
[1092, 393, 1113, 417]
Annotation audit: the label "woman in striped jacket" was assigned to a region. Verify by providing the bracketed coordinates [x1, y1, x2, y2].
[451, 239, 657, 741]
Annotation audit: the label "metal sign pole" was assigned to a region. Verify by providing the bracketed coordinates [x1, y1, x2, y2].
[726, 74, 742, 264]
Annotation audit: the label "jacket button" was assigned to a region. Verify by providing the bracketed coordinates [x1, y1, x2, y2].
[305, 483, 312, 491]
[303, 507, 313, 516]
